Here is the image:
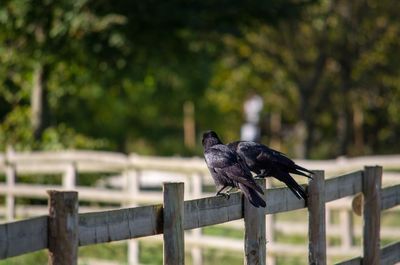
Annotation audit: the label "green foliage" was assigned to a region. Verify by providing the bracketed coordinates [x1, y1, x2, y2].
[1, 0, 399, 158]
[0, 106, 110, 150]
[205, 0, 400, 158]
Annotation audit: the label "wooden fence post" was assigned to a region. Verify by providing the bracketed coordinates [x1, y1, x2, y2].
[190, 173, 203, 265]
[5, 163, 16, 221]
[244, 178, 266, 265]
[362, 166, 382, 265]
[47, 190, 79, 265]
[125, 169, 140, 265]
[308, 170, 326, 265]
[340, 209, 354, 248]
[265, 178, 276, 265]
[163, 182, 184, 265]
[62, 163, 76, 190]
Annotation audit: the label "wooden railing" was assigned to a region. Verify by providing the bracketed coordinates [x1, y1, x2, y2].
[0, 166, 399, 264]
[2, 150, 400, 174]
[1, 150, 400, 264]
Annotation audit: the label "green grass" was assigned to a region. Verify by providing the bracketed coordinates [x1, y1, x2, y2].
[328, 236, 342, 246]
[79, 242, 127, 263]
[276, 255, 307, 265]
[382, 210, 400, 226]
[203, 224, 243, 239]
[275, 231, 306, 245]
[275, 208, 308, 223]
[139, 242, 163, 265]
[202, 248, 242, 265]
[0, 250, 47, 265]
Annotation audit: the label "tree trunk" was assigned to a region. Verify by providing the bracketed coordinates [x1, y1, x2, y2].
[337, 59, 352, 156]
[183, 101, 196, 149]
[31, 63, 49, 140]
[269, 111, 281, 150]
[295, 89, 316, 159]
[293, 120, 307, 159]
[352, 103, 364, 155]
[296, 49, 327, 159]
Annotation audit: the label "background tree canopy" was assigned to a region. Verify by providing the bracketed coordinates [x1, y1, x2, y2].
[1, 0, 399, 158]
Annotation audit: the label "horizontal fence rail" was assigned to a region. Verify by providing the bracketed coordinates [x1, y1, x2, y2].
[335, 241, 400, 265]
[2, 150, 400, 175]
[0, 166, 399, 265]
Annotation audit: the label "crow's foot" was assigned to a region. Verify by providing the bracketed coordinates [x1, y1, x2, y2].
[216, 192, 230, 199]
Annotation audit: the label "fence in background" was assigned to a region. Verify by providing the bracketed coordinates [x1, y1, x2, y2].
[0, 166, 399, 265]
[1, 150, 400, 264]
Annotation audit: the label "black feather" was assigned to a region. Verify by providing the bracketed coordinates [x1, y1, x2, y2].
[202, 131, 266, 208]
[239, 183, 266, 208]
[227, 141, 312, 200]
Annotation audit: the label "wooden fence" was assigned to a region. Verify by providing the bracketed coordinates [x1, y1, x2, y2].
[1, 150, 400, 264]
[1, 166, 399, 264]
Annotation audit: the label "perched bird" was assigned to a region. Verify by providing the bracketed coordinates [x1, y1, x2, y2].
[202, 131, 266, 208]
[227, 141, 313, 200]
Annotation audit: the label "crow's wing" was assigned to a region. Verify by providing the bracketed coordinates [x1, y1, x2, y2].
[204, 145, 236, 169]
[221, 163, 264, 195]
[258, 149, 313, 178]
[206, 144, 264, 195]
[236, 141, 265, 159]
[255, 146, 289, 165]
[233, 142, 265, 173]
[213, 165, 264, 195]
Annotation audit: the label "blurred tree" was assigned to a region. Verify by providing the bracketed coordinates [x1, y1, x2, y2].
[1, 0, 399, 158]
[0, 0, 307, 154]
[0, 0, 127, 149]
[209, 0, 400, 158]
[331, 0, 400, 156]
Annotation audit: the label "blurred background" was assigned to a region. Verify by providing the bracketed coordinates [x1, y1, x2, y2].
[1, 0, 400, 265]
[1, 0, 400, 158]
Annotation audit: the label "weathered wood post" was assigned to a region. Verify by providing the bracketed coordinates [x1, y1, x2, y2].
[163, 182, 184, 265]
[190, 173, 203, 265]
[340, 209, 354, 248]
[62, 162, 77, 190]
[265, 178, 276, 265]
[47, 190, 79, 265]
[244, 178, 266, 265]
[125, 169, 140, 265]
[5, 147, 16, 221]
[308, 170, 326, 265]
[5, 163, 16, 221]
[362, 166, 382, 265]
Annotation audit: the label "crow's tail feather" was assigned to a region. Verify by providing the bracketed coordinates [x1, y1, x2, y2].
[275, 170, 307, 200]
[289, 168, 313, 179]
[293, 164, 314, 178]
[239, 183, 266, 208]
[239, 176, 265, 195]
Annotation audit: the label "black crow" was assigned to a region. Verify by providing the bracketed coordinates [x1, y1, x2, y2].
[227, 141, 312, 200]
[202, 131, 266, 208]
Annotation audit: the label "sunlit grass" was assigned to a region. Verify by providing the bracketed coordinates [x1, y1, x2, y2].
[203, 224, 243, 239]
[0, 250, 47, 265]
